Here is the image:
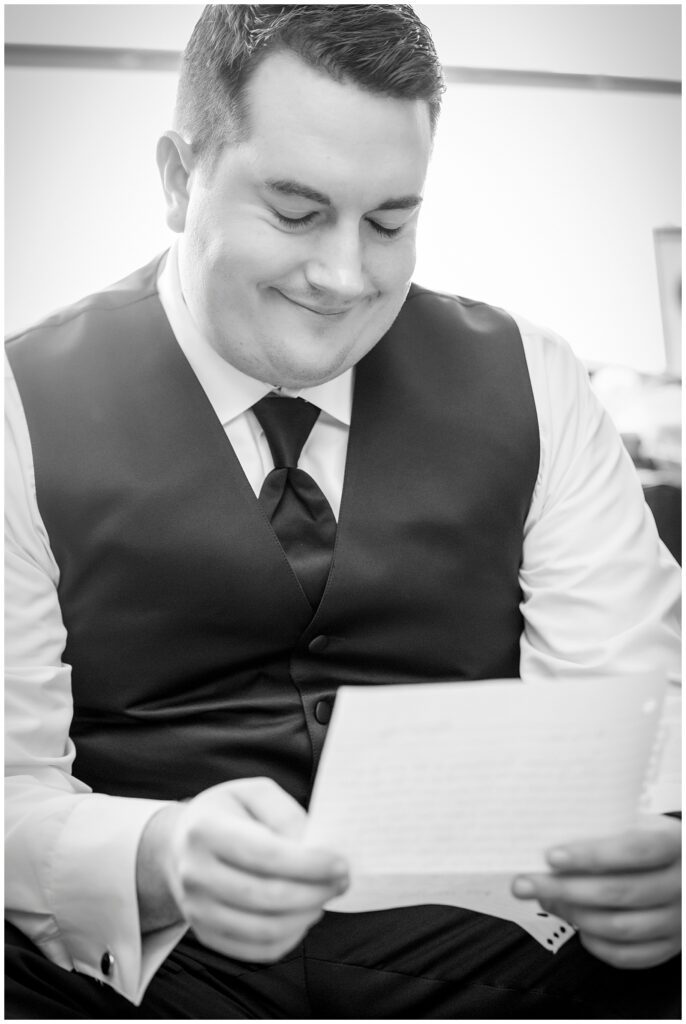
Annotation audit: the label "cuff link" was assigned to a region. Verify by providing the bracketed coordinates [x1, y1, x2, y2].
[100, 950, 115, 977]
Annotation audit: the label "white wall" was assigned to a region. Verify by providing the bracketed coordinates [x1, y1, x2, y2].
[4, 4, 201, 49]
[417, 4, 682, 79]
[7, 4, 681, 79]
[5, 64, 178, 321]
[415, 84, 680, 371]
[5, 4, 682, 373]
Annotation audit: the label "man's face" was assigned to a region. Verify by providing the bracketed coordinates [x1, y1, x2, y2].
[176, 50, 433, 388]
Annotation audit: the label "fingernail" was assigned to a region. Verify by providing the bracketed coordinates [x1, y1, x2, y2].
[512, 876, 536, 897]
[547, 848, 571, 868]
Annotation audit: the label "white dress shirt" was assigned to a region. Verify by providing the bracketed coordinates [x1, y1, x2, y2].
[5, 243, 681, 1004]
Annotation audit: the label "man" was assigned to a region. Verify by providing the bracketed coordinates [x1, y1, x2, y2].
[5, 5, 681, 1018]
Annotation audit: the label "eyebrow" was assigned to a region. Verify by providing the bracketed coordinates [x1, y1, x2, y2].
[263, 178, 422, 212]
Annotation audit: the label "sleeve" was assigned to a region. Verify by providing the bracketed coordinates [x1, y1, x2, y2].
[515, 318, 681, 683]
[4, 359, 187, 1005]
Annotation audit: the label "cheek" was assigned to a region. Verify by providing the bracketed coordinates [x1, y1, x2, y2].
[186, 201, 289, 281]
[368, 237, 417, 292]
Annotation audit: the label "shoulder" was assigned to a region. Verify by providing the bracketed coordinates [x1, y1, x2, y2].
[402, 285, 588, 395]
[397, 285, 535, 375]
[404, 284, 591, 394]
[404, 282, 517, 334]
[5, 254, 166, 354]
[507, 311, 596, 429]
[509, 310, 585, 373]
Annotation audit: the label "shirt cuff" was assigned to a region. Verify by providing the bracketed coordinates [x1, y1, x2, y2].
[47, 793, 187, 1005]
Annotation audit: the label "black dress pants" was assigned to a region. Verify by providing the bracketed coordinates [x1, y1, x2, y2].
[6, 906, 681, 1019]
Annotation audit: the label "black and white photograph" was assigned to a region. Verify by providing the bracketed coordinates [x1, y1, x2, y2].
[4, 4, 682, 1019]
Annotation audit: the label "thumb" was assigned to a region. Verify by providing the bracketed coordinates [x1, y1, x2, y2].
[229, 777, 307, 841]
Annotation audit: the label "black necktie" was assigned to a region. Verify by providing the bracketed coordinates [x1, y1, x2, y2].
[253, 394, 337, 608]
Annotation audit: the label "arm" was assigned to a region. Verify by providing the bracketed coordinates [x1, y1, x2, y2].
[5, 362, 184, 1002]
[511, 320, 681, 967]
[517, 316, 680, 683]
[5, 361, 348, 1000]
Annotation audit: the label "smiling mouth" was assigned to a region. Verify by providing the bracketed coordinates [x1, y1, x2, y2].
[277, 291, 353, 316]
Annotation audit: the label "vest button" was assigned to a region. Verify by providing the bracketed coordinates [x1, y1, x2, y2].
[308, 635, 329, 654]
[314, 699, 332, 725]
[100, 950, 115, 976]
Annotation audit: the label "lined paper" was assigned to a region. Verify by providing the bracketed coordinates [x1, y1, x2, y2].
[304, 676, 666, 951]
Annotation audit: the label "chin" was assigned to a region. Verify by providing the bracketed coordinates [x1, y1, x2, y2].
[272, 364, 344, 389]
[265, 341, 357, 388]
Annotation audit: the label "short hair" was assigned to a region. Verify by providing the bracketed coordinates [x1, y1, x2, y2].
[174, 4, 445, 164]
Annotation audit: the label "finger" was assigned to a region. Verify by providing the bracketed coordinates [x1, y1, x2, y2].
[543, 819, 681, 875]
[200, 933, 305, 965]
[512, 862, 680, 910]
[209, 812, 348, 884]
[542, 902, 681, 945]
[230, 777, 308, 841]
[188, 857, 348, 915]
[579, 933, 681, 970]
[191, 902, 323, 961]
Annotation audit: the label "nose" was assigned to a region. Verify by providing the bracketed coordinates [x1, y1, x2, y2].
[304, 223, 366, 302]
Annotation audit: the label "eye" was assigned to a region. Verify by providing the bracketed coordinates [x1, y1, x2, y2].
[273, 210, 318, 231]
[367, 220, 403, 239]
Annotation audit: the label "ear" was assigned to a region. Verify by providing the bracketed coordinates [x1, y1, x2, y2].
[156, 130, 195, 233]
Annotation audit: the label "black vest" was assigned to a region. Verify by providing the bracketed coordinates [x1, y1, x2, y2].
[7, 256, 539, 807]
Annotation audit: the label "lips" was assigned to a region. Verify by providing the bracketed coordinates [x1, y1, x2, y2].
[277, 291, 352, 316]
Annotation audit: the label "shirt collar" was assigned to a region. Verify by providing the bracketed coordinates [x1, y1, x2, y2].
[157, 242, 353, 427]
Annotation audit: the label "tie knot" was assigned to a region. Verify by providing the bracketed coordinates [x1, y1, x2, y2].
[253, 394, 321, 469]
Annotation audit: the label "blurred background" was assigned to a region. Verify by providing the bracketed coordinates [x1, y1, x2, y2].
[4, 3, 682, 558]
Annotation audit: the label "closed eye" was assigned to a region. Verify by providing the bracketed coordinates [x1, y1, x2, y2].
[273, 210, 318, 230]
[273, 209, 403, 239]
[368, 220, 403, 239]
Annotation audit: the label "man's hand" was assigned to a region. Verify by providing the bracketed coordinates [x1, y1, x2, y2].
[138, 777, 349, 963]
[512, 815, 681, 969]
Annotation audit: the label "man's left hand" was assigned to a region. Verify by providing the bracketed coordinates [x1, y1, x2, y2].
[512, 815, 681, 969]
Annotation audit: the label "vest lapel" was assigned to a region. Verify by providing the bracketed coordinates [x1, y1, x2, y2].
[152, 301, 316, 618]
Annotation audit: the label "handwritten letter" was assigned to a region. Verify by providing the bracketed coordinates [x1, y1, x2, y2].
[304, 676, 667, 950]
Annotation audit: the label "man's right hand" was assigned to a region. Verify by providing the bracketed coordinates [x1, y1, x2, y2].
[137, 777, 349, 963]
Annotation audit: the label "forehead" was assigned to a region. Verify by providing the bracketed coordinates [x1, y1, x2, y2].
[236, 50, 432, 205]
